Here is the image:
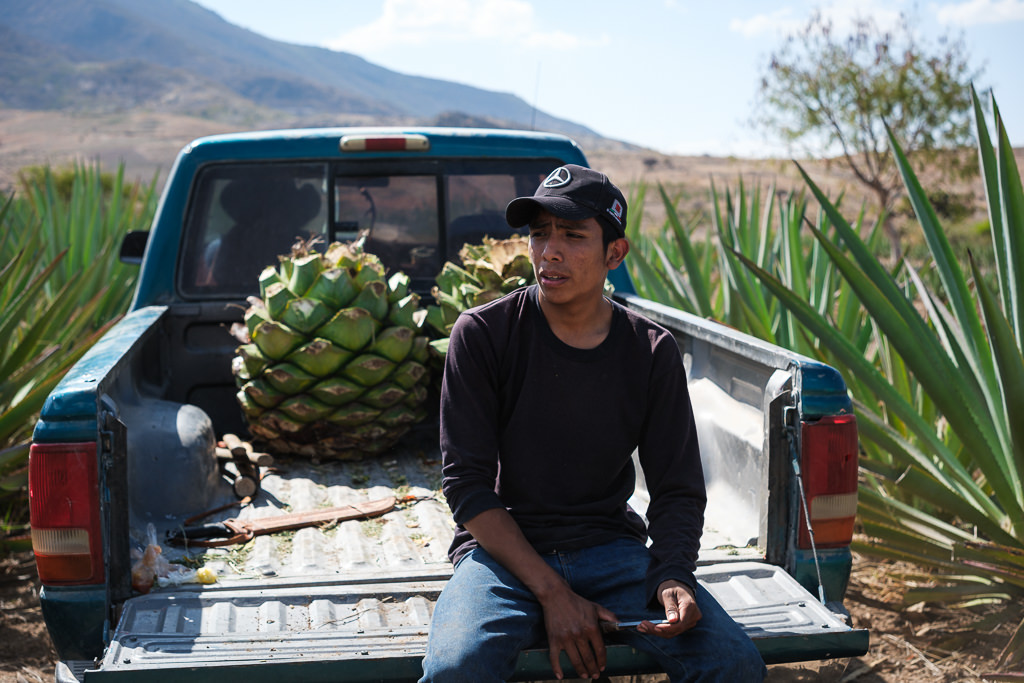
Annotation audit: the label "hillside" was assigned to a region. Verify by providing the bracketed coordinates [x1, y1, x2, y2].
[0, 0, 597, 138]
[0, 107, 861, 230]
[1, 0, 1013, 240]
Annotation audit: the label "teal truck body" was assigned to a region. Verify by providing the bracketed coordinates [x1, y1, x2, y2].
[29, 127, 868, 681]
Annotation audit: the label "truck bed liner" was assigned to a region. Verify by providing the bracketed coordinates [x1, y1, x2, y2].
[87, 443, 866, 680]
[90, 561, 865, 680]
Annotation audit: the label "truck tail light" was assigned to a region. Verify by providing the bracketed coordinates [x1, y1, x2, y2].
[28, 442, 105, 585]
[339, 134, 430, 152]
[798, 415, 859, 549]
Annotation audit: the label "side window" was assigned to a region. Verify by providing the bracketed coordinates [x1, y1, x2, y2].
[335, 175, 439, 279]
[180, 163, 328, 296]
[445, 168, 550, 262]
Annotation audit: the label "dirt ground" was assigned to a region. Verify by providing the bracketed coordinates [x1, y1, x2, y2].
[0, 548, 1013, 683]
[0, 552, 54, 683]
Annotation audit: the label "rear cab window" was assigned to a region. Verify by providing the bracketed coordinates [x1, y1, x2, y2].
[178, 158, 560, 298]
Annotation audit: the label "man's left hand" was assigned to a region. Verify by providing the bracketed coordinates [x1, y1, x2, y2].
[637, 579, 702, 638]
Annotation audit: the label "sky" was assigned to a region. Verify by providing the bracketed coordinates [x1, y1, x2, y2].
[190, 0, 1024, 157]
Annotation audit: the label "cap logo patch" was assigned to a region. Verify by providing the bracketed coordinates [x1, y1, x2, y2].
[542, 167, 572, 188]
[608, 199, 624, 224]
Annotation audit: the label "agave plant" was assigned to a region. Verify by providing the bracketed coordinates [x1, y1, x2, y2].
[1, 163, 156, 545]
[4, 161, 157, 323]
[628, 178, 884, 367]
[624, 183, 716, 318]
[734, 87, 1024, 668]
[0, 219, 118, 540]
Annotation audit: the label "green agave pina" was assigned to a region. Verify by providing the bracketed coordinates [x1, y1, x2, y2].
[232, 240, 432, 461]
[425, 235, 533, 352]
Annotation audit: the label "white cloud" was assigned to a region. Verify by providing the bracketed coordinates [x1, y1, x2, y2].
[325, 0, 587, 53]
[730, 1, 905, 38]
[729, 8, 803, 37]
[934, 0, 1024, 25]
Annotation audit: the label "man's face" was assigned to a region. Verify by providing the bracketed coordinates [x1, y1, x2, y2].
[527, 210, 618, 308]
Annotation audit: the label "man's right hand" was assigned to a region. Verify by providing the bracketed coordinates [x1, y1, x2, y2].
[539, 584, 617, 680]
[462, 508, 616, 680]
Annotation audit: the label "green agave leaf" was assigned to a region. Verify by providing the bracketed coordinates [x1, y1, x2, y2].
[288, 253, 324, 297]
[989, 92, 1024, 343]
[886, 122, 989, 371]
[13, 162, 151, 317]
[731, 250, 991, 509]
[0, 315, 117, 447]
[795, 163, 954, 354]
[428, 338, 449, 358]
[651, 240, 698, 313]
[853, 525, 961, 569]
[955, 540, 1024, 578]
[708, 181, 739, 324]
[970, 252, 1024, 502]
[973, 87, 1010, 329]
[435, 262, 481, 296]
[955, 560, 1024, 591]
[903, 584, 1010, 606]
[858, 487, 982, 549]
[904, 263, 1000, 437]
[624, 183, 647, 245]
[730, 252, 773, 333]
[794, 218, 1011, 521]
[629, 250, 685, 310]
[423, 304, 451, 339]
[0, 248, 66, 361]
[753, 185, 775, 270]
[659, 183, 712, 317]
[0, 467, 27, 491]
[1000, 615, 1024, 668]
[736, 297, 775, 346]
[0, 275, 95, 381]
[279, 298, 331, 336]
[3, 285, 117, 402]
[855, 409, 1013, 544]
[780, 194, 809, 300]
[1, 368, 72, 446]
[712, 185, 773, 331]
[0, 443, 29, 475]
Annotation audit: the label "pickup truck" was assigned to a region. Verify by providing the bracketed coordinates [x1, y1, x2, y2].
[29, 126, 868, 681]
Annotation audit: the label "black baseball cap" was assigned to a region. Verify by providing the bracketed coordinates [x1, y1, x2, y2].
[505, 164, 627, 237]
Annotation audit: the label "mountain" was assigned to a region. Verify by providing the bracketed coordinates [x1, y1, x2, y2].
[0, 0, 600, 140]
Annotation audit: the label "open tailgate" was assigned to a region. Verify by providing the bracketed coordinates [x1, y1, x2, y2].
[83, 560, 865, 681]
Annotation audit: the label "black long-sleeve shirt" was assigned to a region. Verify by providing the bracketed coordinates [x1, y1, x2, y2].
[440, 285, 706, 605]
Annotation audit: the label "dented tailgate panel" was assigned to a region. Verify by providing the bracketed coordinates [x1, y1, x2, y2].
[89, 562, 865, 679]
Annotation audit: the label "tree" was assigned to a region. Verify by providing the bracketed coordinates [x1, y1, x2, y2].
[756, 11, 982, 254]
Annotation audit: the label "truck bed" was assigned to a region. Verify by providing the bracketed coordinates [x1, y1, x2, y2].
[76, 431, 865, 681]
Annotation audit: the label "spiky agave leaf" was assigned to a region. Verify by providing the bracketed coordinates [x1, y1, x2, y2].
[425, 236, 533, 337]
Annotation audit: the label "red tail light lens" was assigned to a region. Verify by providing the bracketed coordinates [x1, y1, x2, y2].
[798, 415, 859, 549]
[28, 442, 105, 584]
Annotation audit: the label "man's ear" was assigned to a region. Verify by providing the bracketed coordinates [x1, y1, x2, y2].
[605, 237, 630, 270]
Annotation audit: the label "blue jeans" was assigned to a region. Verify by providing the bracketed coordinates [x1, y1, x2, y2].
[419, 538, 765, 682]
